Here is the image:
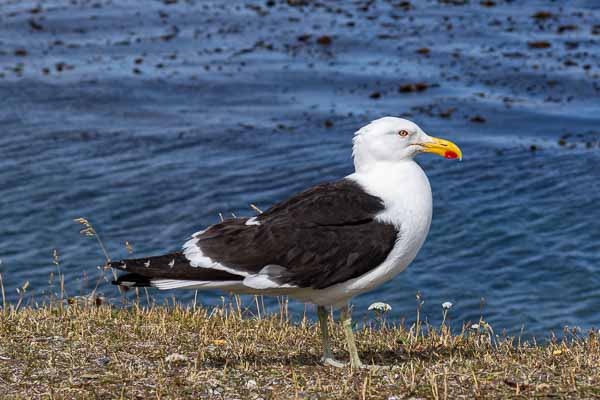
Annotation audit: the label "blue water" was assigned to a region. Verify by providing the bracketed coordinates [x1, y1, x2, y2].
[1, 0, 599, 338]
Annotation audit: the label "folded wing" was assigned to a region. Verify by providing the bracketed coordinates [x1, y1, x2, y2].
[182, 179, 399, 290]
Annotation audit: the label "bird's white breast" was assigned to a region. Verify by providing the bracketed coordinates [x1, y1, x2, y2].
[295, 160, 433, 308]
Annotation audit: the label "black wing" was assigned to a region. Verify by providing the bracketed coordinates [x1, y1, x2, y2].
[194, 179, 399, 289]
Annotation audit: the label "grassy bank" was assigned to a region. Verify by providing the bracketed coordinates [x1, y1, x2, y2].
[0, 299, 598, 399]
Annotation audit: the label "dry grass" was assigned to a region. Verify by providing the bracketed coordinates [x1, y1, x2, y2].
[0, 297, 599, 399]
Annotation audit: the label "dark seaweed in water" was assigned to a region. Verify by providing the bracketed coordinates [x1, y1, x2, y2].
[0, 0, 599, 338]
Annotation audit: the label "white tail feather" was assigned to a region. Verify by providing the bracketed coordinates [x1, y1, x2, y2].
[151, 279, 243, 290]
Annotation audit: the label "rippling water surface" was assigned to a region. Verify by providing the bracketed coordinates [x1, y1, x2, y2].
[1, 0, 599, 338]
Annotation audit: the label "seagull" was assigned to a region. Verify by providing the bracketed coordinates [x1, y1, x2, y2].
[109, 117, 462, 368]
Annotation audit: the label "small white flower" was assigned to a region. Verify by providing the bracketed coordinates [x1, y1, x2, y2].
[165, 353, 188, 363]
[368, 302, 392, 313]
[442, 301, 453, 310]
[246, 379, 258, 389]
[471, 323, 480, 330]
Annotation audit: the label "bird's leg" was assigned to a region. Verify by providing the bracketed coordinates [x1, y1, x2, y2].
[317, 306, 346, 368]
[340, 304, 364, 369]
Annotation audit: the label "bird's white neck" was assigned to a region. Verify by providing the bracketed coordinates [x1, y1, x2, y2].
[340, 160, 433, 297]
[348, 159, 433, 246]
[351, 159, 430, 212]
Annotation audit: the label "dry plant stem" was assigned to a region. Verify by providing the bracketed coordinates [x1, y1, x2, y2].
[441, 309, 448, 328]
[91, 228, 111, 263]
[14, 281, 28, 312]
[74, 218, 111, 263]
[414, 294, 423, 342]
[74, 217, 120, 296]
[0, 273, 5, 310]
[341, 304, 363, 369]
[254, 295, 261, 320]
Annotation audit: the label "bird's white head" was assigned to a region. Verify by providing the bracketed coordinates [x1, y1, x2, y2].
[352, 117, 462, 171]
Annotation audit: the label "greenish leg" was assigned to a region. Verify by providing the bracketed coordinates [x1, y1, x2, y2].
[317, 306, 346, 368]
[340, 304, 364, 369]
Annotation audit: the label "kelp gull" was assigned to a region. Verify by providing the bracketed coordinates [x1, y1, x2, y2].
[110, 117, 462, 368]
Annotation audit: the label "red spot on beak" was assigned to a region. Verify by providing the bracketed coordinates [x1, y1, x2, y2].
[444, 151, 458, 159]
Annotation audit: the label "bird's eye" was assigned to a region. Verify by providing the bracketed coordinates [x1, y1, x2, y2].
[398, 130, 409, 137]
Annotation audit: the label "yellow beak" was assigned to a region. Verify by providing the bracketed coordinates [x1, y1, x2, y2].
[420, 137, 462, 160]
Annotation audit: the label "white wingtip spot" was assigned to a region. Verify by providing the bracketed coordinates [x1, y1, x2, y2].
[169, 259, 175, 268]
[245, 217, 260, 226]
[144, 260, 150, 268]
